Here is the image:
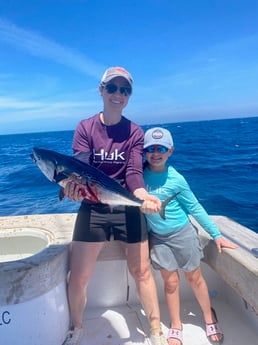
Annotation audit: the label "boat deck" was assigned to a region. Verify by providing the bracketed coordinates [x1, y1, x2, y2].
[1, 213, 257, 344]
[82, 299, 257, 345]
[80, 255, 258, 345]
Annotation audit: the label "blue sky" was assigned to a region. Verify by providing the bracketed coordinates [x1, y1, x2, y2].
[0, 0, 258, 134]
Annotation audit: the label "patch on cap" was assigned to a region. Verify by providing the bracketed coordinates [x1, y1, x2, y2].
[144, 127, 174, 149]
[151, 128, 164, 140]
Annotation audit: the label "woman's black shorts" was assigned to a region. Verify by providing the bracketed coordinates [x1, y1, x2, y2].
[73, 202, 148, 243]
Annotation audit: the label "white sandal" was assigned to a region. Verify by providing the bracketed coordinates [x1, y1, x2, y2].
[62, 327, 83, 345]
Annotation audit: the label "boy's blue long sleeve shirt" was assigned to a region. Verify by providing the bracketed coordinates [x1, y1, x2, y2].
[143, 165, 221, 239]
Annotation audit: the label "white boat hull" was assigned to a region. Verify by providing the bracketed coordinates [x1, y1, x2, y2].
[0, 282, 69, 344]
[0, 213, 257, 344]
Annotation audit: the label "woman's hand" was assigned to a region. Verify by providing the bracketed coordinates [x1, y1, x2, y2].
[63, 175, 98, 202]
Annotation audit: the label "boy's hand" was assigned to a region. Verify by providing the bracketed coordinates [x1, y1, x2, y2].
[134, 188, 161, 214]
[215, 237, 238, 253]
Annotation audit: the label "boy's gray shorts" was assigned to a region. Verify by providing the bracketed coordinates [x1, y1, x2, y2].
[149, 222, 204, 272]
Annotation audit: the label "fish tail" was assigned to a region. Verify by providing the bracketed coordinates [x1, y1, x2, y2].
[159, 192, 180, 219]
[159, 206, 166, 220]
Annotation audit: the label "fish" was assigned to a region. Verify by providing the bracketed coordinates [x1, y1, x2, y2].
[30, 147, 179, 219]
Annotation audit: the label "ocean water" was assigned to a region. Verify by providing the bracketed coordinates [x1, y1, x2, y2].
[0, 117, 257, 233]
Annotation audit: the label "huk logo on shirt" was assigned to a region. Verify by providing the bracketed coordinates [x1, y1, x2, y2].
[93, 148, 125, 161]
[146, 184, 165, 194]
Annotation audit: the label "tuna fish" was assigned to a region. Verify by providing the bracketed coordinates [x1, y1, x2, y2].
[30, 147, 178, 218]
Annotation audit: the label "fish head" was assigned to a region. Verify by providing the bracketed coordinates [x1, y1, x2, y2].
[31, 147, 60, 182]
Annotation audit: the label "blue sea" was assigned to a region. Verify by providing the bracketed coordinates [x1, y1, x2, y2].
[0, 117, 257, 234]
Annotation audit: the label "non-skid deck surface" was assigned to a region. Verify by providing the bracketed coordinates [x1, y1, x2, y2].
[81, 299, 258, 345]
[82, 306, 146, 344]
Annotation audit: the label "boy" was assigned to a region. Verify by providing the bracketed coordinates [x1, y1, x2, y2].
[143, 127, 237, 345]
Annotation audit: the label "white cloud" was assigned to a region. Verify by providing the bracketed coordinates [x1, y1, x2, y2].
[0, 95, 100, 123]
[0, 18, 104, 78]
[0, 96, 42, 109]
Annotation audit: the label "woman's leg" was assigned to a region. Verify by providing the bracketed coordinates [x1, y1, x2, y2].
[68, 241, 105, 328]
[121, 240, 162, 332]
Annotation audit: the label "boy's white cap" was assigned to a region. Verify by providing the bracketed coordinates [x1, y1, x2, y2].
[101, 66, 133, 87]
[144, 127, 174, 149]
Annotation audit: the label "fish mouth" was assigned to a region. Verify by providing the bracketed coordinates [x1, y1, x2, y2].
[30, 152, 37, 163]
[30, 148, 43, 164]
[30, 148, 56, 182]
[30, 149, 39, 163]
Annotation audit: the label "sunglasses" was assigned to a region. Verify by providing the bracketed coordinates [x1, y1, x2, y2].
[104, 84, 132, 96]
[145, 145, 169, 153]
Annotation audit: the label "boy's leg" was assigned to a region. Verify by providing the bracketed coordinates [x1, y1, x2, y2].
[184, 267, 223, 343]
[161, 269, 182, 345]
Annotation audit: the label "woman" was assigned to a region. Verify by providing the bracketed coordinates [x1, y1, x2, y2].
[62, 67, 167, 345]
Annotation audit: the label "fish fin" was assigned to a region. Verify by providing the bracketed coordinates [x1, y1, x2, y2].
[74, 152, 91, 164]
[54, 171, 69, 183]
[159, 192, 180, 219]
[59, 187, 65, 201]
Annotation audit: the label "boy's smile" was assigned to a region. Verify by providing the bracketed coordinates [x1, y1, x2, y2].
[145, 145, 173, 172]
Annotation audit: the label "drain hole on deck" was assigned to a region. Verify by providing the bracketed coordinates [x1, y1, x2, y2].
[0, 228, 52, 262]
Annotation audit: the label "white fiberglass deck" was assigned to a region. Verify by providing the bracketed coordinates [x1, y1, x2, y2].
[81, 261, 258, 345]
[82, 301, 257, 345]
